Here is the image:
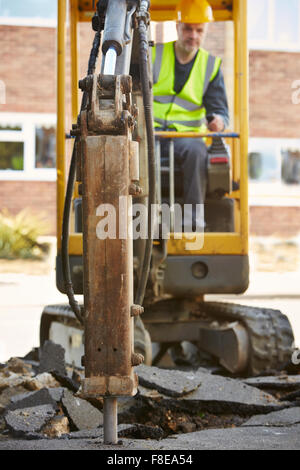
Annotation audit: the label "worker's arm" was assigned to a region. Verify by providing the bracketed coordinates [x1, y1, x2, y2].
[203, 68, 229, 132]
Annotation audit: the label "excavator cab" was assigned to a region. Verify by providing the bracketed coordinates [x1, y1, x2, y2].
[56, 0, 249, 299]
[40, 0, 294, 397]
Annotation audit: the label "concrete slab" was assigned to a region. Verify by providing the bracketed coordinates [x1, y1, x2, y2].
[244, 375, 300, 391]
[179, 373, 285, 414]
[4, 404, 56, 437]
[136, 365, 205, 397]
[137, 369, 285, 415]
[0, 385, 29, 410]
[38, 340, 66, 376]
[50, 371, 80, 393]
[242, 407, 300, 427]
[7, 387, 64, 411]
[61, 389, 103, 431]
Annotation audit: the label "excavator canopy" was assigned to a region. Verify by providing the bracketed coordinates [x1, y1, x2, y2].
[77, 0, 233, 22]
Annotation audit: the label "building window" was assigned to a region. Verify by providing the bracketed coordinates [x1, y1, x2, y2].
[0, 113, 56, 181]
[35, 125, 56, 169]
[0, 142, 24, 171]
[248, 141, 281, 183]
[281, 148, 300, 185]
[249, 138, 300, 185]
[248, 138, 300, 206]
[0, 0, 57, 26]
[248, 0, 300, 51]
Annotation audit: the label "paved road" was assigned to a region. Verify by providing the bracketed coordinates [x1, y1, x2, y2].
[1, 425, 300, 450]
[0, 271, 67, 362]
[0, 268, 299, 362]
[0, 267, 299, 451]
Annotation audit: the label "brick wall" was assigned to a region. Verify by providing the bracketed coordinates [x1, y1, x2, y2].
[204, 21, 226, 59]
[0, 23, 94, 114]
[249, 50, 300, 237]
[0, 181, 56, 234]
[1, 24, 300, 238]
[250, 206, 300, 237]
[0, 24, 93, 235]
[0, 26, 56, 113]
[249, 50, 300, 138]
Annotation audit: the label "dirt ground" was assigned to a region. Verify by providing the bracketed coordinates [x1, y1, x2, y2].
[250, 237, 300, 273]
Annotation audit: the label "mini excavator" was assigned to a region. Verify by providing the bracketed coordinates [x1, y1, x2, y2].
[40, 0, 295, 443]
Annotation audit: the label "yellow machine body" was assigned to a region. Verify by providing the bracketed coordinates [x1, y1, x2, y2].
[56, 0, 248, 276]
[39, 0, 293, 379]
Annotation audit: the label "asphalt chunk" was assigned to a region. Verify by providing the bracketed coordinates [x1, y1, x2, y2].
[136, 365, 203, 397]
[6, 387, 63, 412]
[180, 372, 286, 414]
[61, 389, 103, 431]
[4, 405, 56, 437]
[242, 407, 300, 427]
[244, 375, 300, 391]
[38, 341, 66, 376]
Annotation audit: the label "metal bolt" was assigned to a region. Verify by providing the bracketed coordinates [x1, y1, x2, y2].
[129, 183, 143, 196]
[79, 77, 93, 92]
[70, 128, 81, 137]
[131, 304, 144, 317]
[131, 352, 144, 366]
[79, 79, 86, 91]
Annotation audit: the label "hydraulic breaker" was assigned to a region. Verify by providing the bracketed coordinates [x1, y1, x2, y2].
[78, 73, 142, 443]
[65, 0, 153, 444]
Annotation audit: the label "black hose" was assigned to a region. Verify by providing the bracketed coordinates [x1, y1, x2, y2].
[61, 140, 83, 324]
[61, 30, 101, 325]
[88, 30, 102, 76]
[134, 17, 156, 306]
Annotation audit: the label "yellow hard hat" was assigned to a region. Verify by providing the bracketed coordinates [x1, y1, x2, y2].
[176, 0, 214, 23]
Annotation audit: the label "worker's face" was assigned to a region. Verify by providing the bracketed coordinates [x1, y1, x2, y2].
[176, 22, 208, 53]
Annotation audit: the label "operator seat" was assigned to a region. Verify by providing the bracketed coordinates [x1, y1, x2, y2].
[159, 135, 235, 233]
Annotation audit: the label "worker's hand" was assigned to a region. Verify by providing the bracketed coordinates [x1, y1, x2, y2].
[207, 114, 225, 132]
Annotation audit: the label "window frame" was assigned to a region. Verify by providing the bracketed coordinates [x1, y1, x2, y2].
[0, 112, 56, 181]
[248, 0, 300, 52]
[0, 17, 56, 27]
[0, 0, 59, 27]
[248, 137, 300, 207]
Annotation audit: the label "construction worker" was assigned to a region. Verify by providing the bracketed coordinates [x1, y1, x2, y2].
[152, 0, 229, 230]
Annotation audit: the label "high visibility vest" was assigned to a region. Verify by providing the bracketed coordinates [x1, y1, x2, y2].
[152, 41, 221, 132]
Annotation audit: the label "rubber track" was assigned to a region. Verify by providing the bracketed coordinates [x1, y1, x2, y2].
[201, 302, 295, 376]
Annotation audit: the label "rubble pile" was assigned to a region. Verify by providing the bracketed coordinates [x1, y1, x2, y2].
[0, 341, 300, 442]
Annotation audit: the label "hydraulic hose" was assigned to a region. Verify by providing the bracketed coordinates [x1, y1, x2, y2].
[61, 140, 83, 324]
[61, 30, 101, 325]
[134, 10, 156, 307]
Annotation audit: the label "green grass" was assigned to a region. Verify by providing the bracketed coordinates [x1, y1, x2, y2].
[0, 209, 50, 259]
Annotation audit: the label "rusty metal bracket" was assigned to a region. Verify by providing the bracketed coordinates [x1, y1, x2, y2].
[79, 73, 138, 136]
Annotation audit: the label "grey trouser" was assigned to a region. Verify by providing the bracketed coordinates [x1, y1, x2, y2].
[159, 137, 208, 229]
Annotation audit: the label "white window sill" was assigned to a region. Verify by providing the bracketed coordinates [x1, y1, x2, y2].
[0, 170, 56, 182]
[249, 182, 300, 207]
[0, 17, 56, 28]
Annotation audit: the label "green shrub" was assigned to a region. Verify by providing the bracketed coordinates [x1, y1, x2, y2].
[0, 209, 50, 259]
